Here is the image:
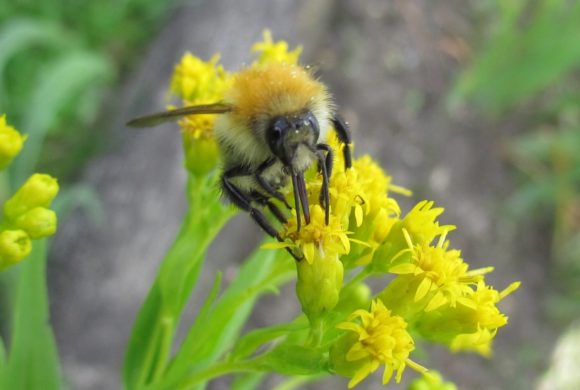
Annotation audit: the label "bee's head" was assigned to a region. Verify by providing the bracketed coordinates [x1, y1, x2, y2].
[266, 110, 320, 171]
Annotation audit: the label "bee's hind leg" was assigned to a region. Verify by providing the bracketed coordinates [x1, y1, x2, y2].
[332, 114, 353, 170]
[222, 168, 303, 261]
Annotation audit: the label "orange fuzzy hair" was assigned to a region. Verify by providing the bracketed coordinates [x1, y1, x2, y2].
[226, 62, 329, 125]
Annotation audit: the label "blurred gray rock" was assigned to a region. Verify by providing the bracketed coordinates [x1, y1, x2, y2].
[50, 0, 546, 389]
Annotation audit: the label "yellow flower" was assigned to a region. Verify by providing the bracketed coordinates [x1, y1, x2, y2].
[169, 53, 231, 175]
[170, 53, 230, 103]
[0, 115, 27, 171]
[251, 29, 302, 65]
[414, 280, 520, 357]
[400, 200, 456, 246]
[279, 205, 351, 264]
[310, 137, 405, 267]
[275, 206, 347, 324]
[384, 229, 493, 314]
[372, 200, 455, 273]
[333, 299, 428, 388]
[449, 280, 520, 356]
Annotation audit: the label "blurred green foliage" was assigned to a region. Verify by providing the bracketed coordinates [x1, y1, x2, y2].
[0, 1, 174, 388]
[452, 0, 580, 314]
[0, 0, 173, 184]
[451, 0, 580, 113]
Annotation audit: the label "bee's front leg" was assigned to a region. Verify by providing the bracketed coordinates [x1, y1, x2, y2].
[316, 144, 332, 225]
[332, 114, 353, 170]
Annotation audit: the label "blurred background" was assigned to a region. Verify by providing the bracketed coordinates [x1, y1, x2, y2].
[1, 0, 580, 388]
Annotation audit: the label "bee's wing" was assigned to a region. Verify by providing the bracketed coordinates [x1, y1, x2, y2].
[126, 103, 233, 128]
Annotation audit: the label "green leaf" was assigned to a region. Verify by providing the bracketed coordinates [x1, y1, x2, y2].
[0, 240, 62, 390]
[450, 0, 580, 113]
[160, 248, 295, 388]
[0, 18, 76, 100]
[123, 174, 235, 389]
[231, 322, 308, 361]
[11, 50, 113, 184]
[231, 372, 266, 390]
[0, 336, 5, 368]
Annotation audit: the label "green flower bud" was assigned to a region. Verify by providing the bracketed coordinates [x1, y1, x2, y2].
[4, 173, 59, 220]
[14, 207, 58, 239]
[0, 115, 26, 170]
[183, 134, 220, 176]
[296, 253, 344, 323]
[0, 229, 31, 269]
[334, 282, 371, 315]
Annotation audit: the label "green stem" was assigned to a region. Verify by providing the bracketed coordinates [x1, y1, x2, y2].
[150, 317, 174, 383]
[135, 320, 163, 387]
[343, 266, 371, 291]
[306, 318, 324, 347]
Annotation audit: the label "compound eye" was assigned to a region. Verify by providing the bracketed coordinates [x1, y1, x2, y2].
[304, 111, 320, 139]
[271, 117, 287, 139]
[267, 117, 289, 153]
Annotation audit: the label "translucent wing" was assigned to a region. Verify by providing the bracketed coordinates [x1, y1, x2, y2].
[126, 103, 233, 128]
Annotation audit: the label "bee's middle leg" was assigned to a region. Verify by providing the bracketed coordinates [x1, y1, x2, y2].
[222, 168, 302, 260]
[222, 169, 281, 240]
[255, 158, 292, 209]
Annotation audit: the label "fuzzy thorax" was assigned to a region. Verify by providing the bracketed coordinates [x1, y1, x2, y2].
[215, 62, 332, 169]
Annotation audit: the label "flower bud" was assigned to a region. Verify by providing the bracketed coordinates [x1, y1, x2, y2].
[0, 115, 26, 170]
[296, 252, 344, 323]
[4, 173, 59, 220]
[14, 207, 58, 239]
[0, 229, 31, 269]
[334, 282, 371, 315]
[182, 132, 220, 176]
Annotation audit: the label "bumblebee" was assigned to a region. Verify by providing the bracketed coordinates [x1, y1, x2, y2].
[128, 62, 352, 257]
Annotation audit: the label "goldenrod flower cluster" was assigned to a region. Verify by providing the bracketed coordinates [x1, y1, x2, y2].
[0, 116, 59, 270]
[168, 30, 300, 175]
[167, 32, 519, 388]
[277, 137, 519, 386]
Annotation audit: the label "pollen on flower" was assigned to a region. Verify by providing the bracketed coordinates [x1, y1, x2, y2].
[336, 299, 428, 388]
[251, 29, 302, 65]
[170, 53, 230, 103]
[449, 280, 520, 356]
[411, 278, 520, 357]
[402, 200, 456, 246]
[387, 229, 492, 312]
[168, 53, 231, 174]
[281, 205, 350, 264]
